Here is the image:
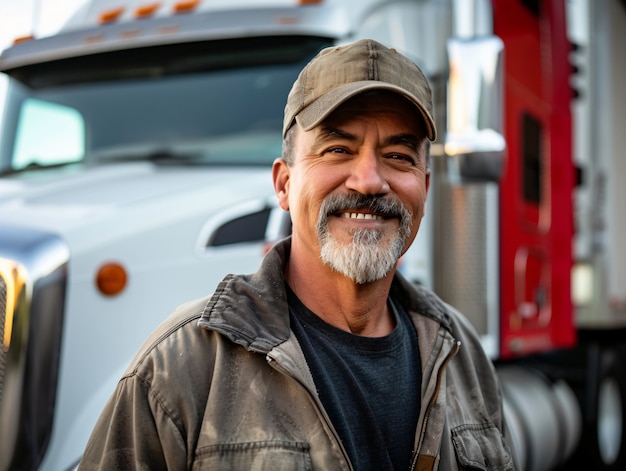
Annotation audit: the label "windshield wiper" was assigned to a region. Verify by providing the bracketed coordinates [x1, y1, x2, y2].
[101, 148, 204, 165]
[0, 161, 80, 177]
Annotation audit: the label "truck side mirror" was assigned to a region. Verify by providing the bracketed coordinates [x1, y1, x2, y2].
[445, 36, 505, 182]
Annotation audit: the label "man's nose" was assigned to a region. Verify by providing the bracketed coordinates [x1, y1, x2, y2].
[345, 151, 390, 195]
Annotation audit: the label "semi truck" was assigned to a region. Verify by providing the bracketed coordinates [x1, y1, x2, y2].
[0, 0, 624, 469]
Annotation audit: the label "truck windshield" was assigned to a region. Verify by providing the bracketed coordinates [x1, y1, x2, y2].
[0, 36, 331, 174]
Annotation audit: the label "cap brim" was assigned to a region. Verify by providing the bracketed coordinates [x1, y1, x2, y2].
[295, 81, 436, 141]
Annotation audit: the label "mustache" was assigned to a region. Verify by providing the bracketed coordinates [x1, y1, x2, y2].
[317, 193, 413, 229]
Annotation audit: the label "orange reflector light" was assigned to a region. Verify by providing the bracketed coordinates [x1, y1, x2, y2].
[299, 0, 322, 4]
[13, 35, 34, 45]
[174, 0, 200, 13]
[158, 25, 180, 34]
[276, 16, 298, 24]
[135, 2, 161, 18]
[99, 7, 125, 24]
[96, 262, 128, 296]
[84, 34, 105, 44]
[119, 29, 141, 39]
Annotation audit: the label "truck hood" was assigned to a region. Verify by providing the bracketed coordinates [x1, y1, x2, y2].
[0, 162, 275, 236]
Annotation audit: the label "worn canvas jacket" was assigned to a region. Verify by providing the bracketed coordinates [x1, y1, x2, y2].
[79, 238, 516, 470]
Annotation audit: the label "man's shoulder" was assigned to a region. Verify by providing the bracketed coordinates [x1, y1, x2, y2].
[103, 295, 229, 446]
[122, 295, 214, 380]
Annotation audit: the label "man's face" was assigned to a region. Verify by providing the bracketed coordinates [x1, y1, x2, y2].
[273, 91, 430, 284]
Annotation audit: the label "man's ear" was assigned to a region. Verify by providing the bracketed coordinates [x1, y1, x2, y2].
[272, 158, 290, 211]
[421, 170, 431, 216]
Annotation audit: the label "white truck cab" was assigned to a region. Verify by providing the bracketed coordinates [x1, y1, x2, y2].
[0, 1, 451, 469]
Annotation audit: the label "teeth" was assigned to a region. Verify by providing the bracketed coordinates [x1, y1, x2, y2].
[340, 212, 383, 220]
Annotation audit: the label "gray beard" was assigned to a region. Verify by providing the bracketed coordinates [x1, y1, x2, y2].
[317, 194, 413, 285]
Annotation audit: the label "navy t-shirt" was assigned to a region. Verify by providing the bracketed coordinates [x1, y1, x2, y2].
[287, 286, 422, 470]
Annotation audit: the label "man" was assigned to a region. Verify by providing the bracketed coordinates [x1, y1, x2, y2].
[79, 39, 516, 470]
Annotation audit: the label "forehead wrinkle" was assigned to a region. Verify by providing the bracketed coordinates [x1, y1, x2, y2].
[315, 125, 356, 144]
[385, 133, 421, 153]
[315, 126, 420, 149]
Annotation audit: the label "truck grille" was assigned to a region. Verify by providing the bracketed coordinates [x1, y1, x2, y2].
[0, 227, 69, 471]
[0, 276, 6, 414]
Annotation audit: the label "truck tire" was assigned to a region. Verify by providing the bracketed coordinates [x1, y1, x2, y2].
[581, 346, 626, 470]
[497, 366, 580, 471]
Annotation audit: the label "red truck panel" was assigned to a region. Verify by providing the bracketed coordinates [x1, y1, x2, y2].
[493, 0, 576, 357]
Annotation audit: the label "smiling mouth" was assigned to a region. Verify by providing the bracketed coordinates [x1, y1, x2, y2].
[338, 212, 385, 220]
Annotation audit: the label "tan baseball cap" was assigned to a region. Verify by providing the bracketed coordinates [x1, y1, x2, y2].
[283, 39, 436, 141]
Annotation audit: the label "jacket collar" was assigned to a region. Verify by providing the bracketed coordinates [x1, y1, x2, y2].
[198, 238, 293, 353]
[199, 237, 452, 353]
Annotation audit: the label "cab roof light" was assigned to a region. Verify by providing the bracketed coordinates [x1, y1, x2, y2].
[298, 0, 323, 4]
[95, 261, 128, 297]
[173, 0, 201, 13]
[135, 2, 161, 18]
[99, 7, 125, 24]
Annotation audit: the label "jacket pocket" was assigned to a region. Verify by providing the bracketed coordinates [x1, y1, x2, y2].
[193, 440, 312, 471]
[451, 423, 515, 471]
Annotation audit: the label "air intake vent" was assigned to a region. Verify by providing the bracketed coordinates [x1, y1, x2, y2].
[208, 207, 272, 247]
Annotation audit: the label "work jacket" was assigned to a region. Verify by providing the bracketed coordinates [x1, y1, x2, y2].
[79, 238, 516, 470]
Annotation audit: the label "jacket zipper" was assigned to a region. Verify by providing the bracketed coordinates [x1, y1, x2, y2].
[409, 339, 461, 471]
[265, 354, 355, 471]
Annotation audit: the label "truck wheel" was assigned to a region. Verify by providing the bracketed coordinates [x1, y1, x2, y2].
[581, 347, 626, 470]
[497, 366, 576, 471]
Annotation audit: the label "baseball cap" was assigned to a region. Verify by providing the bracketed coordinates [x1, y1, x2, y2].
[283, 39, 436, 141]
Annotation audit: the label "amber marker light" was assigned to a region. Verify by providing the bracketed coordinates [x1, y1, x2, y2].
[135, 2, 161, 18]
[173, 0, 200, 13]
[99, 7, 125, 24]
[96, 262, 128, 296]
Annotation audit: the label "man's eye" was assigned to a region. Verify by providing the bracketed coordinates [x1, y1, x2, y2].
[389, 154, 415, 164]
[326, 147, 348, 154]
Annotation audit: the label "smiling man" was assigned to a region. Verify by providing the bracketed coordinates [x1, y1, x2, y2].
[275, 90, 429, 336]
[79, 39, 517, 471]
